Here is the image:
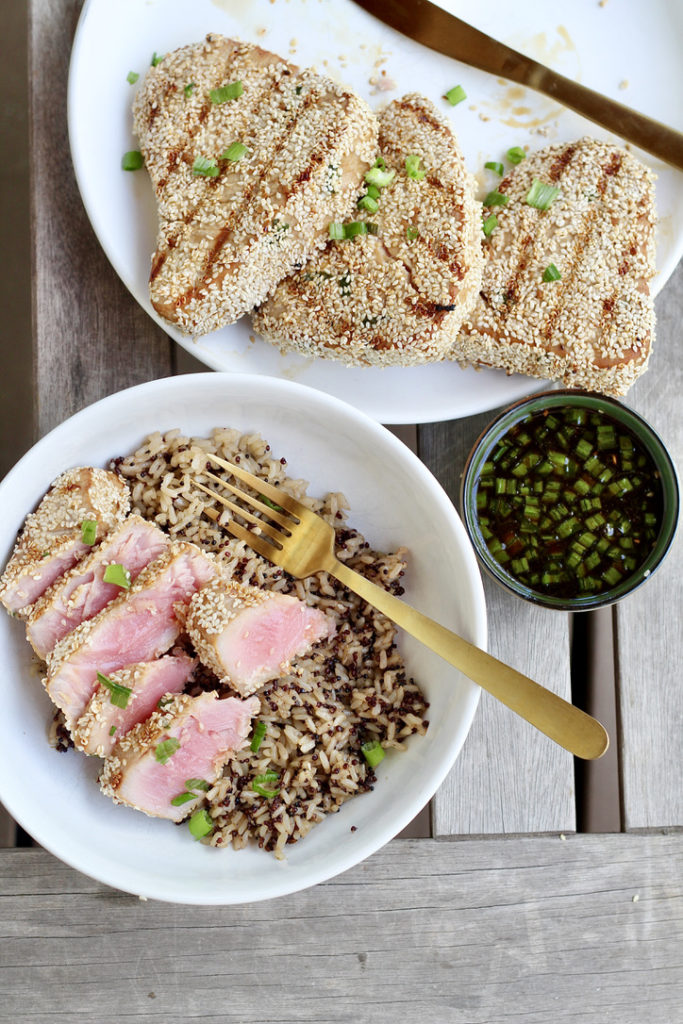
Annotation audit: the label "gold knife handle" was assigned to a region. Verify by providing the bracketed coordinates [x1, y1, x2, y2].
[357, 0, 683, 171]
[515, 59, 683, 171]
[327, 555, 609, 760]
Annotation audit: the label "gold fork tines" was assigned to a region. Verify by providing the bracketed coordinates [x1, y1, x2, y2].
[191, 453, 610, 760]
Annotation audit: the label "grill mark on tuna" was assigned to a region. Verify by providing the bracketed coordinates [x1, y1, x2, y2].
[165, 84, 326, 313]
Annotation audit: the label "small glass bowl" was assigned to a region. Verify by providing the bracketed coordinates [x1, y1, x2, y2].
[460, 390, 679, 611]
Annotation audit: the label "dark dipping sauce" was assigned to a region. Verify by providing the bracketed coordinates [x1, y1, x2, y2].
[473, 406, 663, 599]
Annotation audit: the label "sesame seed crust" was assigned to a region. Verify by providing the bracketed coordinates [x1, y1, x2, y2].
[0, 468, 130, 616]
[453, 137, 657, 396]
[133, 34, 378, 335]
[252, 93, 484, 367]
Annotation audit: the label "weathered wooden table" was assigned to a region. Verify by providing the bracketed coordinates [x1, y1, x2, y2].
[1, 3, 681, 1021]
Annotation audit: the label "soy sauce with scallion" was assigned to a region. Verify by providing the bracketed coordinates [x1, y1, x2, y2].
[473, 406, 663, 599]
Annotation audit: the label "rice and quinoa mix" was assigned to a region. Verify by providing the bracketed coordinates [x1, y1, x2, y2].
[112, 427, 429, 858]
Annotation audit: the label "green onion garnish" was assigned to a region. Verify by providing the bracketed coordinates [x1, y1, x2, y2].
[222, 141, 248, 162]
[406, 226, 419, 241]
[250, 721, 267, 753]
[121, 151, 144, 171]
[209, 81, 243, 103]
[81, 519, 97, 545]
[109, 726, 117, 737]
[361, 739, 385, 768]
[444, 84, 467, 106]
[102, 563, 131, 589]
[126, 71, 139, 85]
[151, 52, 164, 66]
[345, 221, 369, 238]
[188, 809, 214, 839]
[192, 156, 219, 177]
[171, 791, 197, 807]
[358, 195, 379, 213]
[97, 671, 132, 710]
[366, 184, 380, 200]
[485, 161, 504, 176]
[482, 214, 498, 237]
[185, 778, 210, 792]
[258, 494, 285, 513]
[483, 191, 509, 207]
[184, 82, 196, 98]
[525, 179, 560, 210]
[507, 146, 526, 165]
[252, 771, 280, 799]
[330, 221, 377, 241]
[328, 222, 345, 240]
[405, 154, 425, 181]
[364, 159, 396, 189]
[154, 737, 180, 764]
[542, 263, 562, 282]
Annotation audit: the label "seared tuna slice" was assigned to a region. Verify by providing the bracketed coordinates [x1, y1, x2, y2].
[99, 690, 259, 821]
[72, 652, 196, 757]
[0, 468, 129, 616]
[26, 515, 169, 659]
[45, 542, 215, 729]
[185, 577, 335, 696]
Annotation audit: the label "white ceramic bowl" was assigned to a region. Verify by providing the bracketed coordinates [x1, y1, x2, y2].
[0, 374, 485, 904]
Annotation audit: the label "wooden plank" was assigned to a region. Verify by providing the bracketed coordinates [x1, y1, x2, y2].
[419, 414, 576, 836]
[615, 261, 683, 831]
[28, 0, 172, 438]
[0, 837, 680, 1024]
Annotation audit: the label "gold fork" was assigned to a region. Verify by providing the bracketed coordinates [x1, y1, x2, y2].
[194, 452, 609, 760]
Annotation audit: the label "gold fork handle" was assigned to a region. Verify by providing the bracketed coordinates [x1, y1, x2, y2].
[327, 557, 608, 760]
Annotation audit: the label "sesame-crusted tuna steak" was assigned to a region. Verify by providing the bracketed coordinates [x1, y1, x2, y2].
[99, 690, 259, 821]
[252, 94, 483, 366]
[26, 515, 169, 660]
[133, 34, 377, 335]
[453, 137, 657, 395]
[185, 577, 335, 696]
[0, 468, 130, 617]
[45, 542, 215, 729]
[72, 652, 196, 757]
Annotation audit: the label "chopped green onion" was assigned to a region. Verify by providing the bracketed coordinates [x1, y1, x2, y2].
[171, 791, 197, 807]
[485, 161, 504, 176]
[361, 739, 385, 768]
[121, 150, 144, 171]
[482, 214, 498, 237]
[483, 190, 509, 207]
[525, 178, 560, 210]
[542, 263, 562, 282]
[192, 156, 219, 177]
[250, 721, 267, 753]
[154, 737, 180, 764]
[258, 494, 285, 513]
[328, 222, 345, 240]
[184, 82, 196, 97]
[81, 519, 97, 545]
[444, 84, 467, 106]
[209, 81, 243, 103]
[97, 671, 132, 710]
[406, 226, 419, 241]
[405, 154, 425, 180]
[366, 184, 380, 200]
[345, 221, 368, 238]
[126, 71, 139, 85]
[222, 141, 248, 162]
[365, 161, 396, 189]
[188, 809, 214, 839]
[358, 195, 379, 213]
[109, 726, 117, 737]
[185, 778, 210, 792]
[252, 770, 280, 799]
[151, 52, 164, 66]
[507, 146, 526, 164]
[103, 563, 131, 589]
